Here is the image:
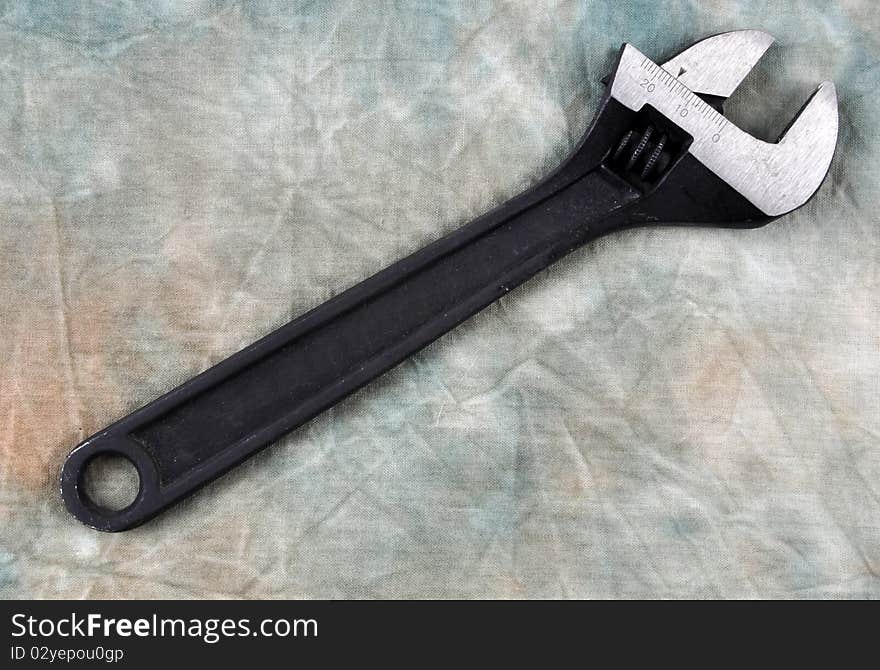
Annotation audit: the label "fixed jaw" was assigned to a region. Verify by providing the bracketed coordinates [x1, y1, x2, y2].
[609, 35, 838, 217]
[662, 29, 776, 99]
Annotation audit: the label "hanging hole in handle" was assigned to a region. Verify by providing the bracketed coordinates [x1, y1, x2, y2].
[81, 452, 141, 512]
[63, 436, 162, 531]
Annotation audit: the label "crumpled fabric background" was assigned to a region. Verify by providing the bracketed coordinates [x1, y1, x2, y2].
[1, 1, 878, 599]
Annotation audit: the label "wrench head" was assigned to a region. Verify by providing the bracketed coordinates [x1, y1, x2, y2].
[607, 35, 838, 217]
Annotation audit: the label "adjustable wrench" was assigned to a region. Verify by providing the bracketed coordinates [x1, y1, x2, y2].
[61, 30, 839, 531]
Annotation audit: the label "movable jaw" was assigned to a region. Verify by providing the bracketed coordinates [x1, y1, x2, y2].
[605, 31, 838, 219]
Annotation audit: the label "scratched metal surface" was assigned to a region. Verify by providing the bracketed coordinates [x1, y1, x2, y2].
[1, 1, 878, 599]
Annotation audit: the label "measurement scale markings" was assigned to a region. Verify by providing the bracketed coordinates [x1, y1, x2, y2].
[632, 56, 737, 146]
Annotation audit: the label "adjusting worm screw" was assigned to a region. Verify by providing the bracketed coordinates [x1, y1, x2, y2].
[613, 125, 670, 180]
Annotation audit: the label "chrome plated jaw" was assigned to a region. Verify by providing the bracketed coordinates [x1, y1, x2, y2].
[608, 31, 838, 217]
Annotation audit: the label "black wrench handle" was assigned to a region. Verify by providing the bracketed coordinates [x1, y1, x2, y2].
[61, 98, 645, 530]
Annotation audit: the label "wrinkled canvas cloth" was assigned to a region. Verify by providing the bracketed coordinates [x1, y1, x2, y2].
[1, 1, 878, 599]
